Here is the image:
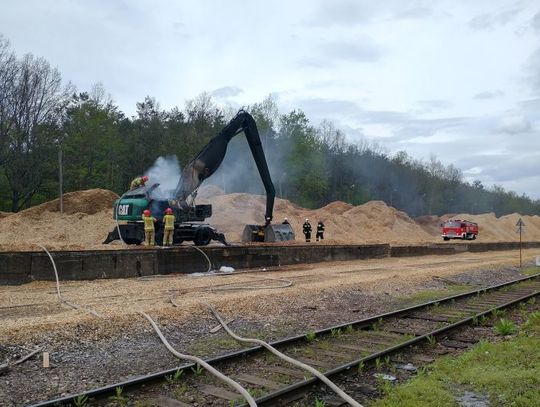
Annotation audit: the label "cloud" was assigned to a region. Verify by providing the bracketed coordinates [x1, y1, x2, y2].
[393, 7, 433, 20]
[320, 39, 383, 62]
[416, 99, 453, 110]
[497, 114, 532, 134]
[526, 48, 540, 95]
[460, 153, 539, 183]
[211, 86, 243, 99]
[308, 0, 376, 27]
[473, 90, 504, 100]
[293, 97, 409, 124]
[308, 1, 434, 27]
[532, 11, 540, 33]
[468, 9, 521, 30]
[299, 38, 384, 68]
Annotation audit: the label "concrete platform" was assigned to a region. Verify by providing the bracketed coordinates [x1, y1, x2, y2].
[1, 242, 539, 285]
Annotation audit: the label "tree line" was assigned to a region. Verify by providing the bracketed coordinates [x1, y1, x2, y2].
[1, 35, 539, 218]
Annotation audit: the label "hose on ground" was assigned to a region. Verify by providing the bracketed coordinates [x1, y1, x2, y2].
[139, 312, 257, 407]
[206, 303, 363, 407]
[36, 243, 103, 318]
[191, 245, 212, 273]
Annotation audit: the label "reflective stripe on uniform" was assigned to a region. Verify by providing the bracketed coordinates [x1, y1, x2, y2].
[143, 215, 155, 231]
[164, 214, 175, 230]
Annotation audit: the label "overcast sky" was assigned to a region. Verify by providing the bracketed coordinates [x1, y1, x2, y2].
[1, 0, 539, 198]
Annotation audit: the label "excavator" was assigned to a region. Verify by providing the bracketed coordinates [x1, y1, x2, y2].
[104, 110, 295, 246]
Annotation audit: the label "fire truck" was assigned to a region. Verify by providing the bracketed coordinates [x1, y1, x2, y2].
[441, 219, 479, 241]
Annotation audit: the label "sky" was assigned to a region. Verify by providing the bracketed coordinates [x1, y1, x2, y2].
[1, 0, 540, 198]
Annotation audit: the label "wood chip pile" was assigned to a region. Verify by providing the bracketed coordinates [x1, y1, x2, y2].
[0, 187, 539, 252]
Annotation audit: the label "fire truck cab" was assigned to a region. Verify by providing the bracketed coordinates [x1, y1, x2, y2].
[441, 219, 478, 241]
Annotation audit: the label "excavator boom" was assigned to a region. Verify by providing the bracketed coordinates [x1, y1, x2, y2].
[174, 110, 275, 224]
[106, 109, 295, 246]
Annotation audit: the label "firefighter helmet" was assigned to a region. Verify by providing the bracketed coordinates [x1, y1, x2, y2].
[143, 209, 151, 216]
[165, 207, 173, 214]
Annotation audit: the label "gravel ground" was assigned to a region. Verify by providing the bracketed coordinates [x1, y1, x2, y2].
[0, 249, 537, 406]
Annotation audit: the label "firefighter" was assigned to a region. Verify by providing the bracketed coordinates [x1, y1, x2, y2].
[257, 227, 265, 241]
[130, 175, 149, 190]
[163, 207, 175, 246]
[282, 217, 290, 225]
[302, 218, 312, 242]
[316, 220, 325, 241]
[142, 209, 156, 246]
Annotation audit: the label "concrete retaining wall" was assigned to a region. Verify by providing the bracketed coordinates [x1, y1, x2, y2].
[0, 244, 390, 285]
[1, 241, 539, 285]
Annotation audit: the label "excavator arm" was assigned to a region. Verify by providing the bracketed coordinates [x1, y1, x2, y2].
[174, 110, 275, 225]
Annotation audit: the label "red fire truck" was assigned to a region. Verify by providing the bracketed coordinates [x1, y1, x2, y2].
[441, 219, 479, 241]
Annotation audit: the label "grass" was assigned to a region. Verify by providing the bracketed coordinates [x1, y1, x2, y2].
[520, 265, 540, 276]
[330, 328, 342, 337]
[494, 318, 517, 336]
[399, 284, 471, 306]
[108, 387, 128, 407]
[426, 334, 437, 346]
[370, 310, 540, 407]
[187, 327, 270, 355]
[73, 395, 88, 407]
[191, 363, 204, 376]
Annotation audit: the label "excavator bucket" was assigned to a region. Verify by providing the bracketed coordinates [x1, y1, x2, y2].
[242, 224, 295, 243]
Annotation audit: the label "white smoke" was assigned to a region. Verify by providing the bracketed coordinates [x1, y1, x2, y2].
[145, 155, 182, 199]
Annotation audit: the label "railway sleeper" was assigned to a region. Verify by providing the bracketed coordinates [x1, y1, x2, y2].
[234, 373, 282, 390]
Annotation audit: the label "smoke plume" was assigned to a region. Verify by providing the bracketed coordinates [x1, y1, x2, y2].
[144, 155, 182, 199]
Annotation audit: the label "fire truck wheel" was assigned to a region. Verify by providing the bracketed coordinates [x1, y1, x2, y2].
[443, 237, 450, 241]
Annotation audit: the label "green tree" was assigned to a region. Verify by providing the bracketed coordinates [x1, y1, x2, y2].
[0, 45, 70, 211]
[278, 110, 328, 207]
[62, 84, 123, 192]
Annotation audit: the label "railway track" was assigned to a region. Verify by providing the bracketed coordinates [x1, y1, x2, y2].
[31, 273, 540, 407]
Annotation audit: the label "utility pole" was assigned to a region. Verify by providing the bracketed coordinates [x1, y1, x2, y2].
[516, 218, 525, 267]
[58, 148, 63, 213]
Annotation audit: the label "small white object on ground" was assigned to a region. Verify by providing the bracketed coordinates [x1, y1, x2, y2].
[219, 266, 235, 273]
[42, 352, 49, 368]
[396, 363, 417, 371]
[373, 373, 396, 381]
[536, 255, 540, 266]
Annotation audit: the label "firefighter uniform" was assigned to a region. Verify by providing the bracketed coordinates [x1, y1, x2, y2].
[316, 221, 325, 241]
[130, 176, 147, 190]
[142, 213, 156, 246]
[163, 213, 176, 246]
[302, 220, 312, 242]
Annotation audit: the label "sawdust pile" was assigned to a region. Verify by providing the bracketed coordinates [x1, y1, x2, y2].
[0, 189, 120, 252]
[202, 192, 434, 244]
[1, 187, 539, 252]
[416, 212, 540, 242]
